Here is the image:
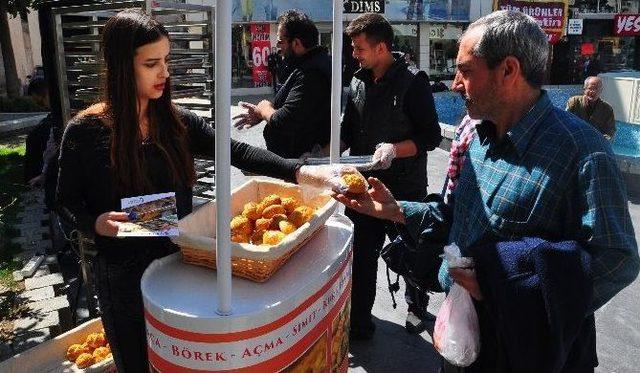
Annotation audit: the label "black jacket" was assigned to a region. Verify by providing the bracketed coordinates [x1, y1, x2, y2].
[342, 53, 441, 199]
[263, 46, 331, 158]
[56, 107, 299, 261]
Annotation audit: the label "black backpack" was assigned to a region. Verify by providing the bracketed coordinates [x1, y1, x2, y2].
[380, 190, 451, 307]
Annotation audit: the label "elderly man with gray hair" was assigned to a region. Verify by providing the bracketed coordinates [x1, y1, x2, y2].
[566, 76, 616, 140]
[332, 10, 638, 372]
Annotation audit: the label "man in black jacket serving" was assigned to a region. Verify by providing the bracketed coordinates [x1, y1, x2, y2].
[233, 10, 331, 159]
[341, 13, 441, 339]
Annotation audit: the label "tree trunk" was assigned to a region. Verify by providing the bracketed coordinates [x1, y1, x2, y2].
[0, 1, 22, 98]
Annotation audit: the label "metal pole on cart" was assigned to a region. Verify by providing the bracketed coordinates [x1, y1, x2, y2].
[215, 0, 233, 316]
[330, 0, 343, 164]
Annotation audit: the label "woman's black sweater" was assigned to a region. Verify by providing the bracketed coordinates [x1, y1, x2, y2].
[56, 107, 299, 261]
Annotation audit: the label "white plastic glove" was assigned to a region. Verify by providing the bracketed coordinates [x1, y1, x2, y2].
[295, 165, 358, 194]
[372, 142, 396, 170]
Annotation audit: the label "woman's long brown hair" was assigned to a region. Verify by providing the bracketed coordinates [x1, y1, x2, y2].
[99, 10, 195, 196]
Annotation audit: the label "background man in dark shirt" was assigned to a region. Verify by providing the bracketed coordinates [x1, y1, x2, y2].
[340, 13, 441, 339]
[233, 10, 331, 158]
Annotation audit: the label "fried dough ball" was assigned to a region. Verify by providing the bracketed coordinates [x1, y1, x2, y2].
[255, 217, 272, 231]
[75, 352, 95, 368]
[262, 204, 286, 219]
[288, 205, 315, 227]
[231, 232, 250, 243]
[281, 197, 300, 214]
[66, 343, 89, 362]
[241, 202, 262, 220]
[85, 332, 106, 349]
[230, 215, 253, 235]
[263, 230, 286, 245]
[269, 214, 288, 229]
[261, 194, 281, 208]
[250, 229, 266, 245]
[279, 220, 297, 235]
[342, 172, 368, 194]
[92, 346, 111, 363]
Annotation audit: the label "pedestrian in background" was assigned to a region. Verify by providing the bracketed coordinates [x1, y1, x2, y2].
[233, 10, 331, 159]
[566, 76, 616, 140]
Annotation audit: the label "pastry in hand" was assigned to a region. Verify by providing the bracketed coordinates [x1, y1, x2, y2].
[341, 172, 368, 194]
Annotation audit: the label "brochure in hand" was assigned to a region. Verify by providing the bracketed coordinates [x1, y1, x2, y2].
[117, 192, 178, 237]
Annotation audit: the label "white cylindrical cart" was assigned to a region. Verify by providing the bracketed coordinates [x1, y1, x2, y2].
[142, 215, 353, 372]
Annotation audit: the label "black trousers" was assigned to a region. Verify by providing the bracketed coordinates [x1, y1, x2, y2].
[95, 245, 176, 373]
[346, 207, 428, 330]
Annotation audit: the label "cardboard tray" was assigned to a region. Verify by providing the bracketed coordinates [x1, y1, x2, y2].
[0, 318, 114, 373]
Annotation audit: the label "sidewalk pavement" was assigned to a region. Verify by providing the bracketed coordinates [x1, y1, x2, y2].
[227, 103, 640, 373]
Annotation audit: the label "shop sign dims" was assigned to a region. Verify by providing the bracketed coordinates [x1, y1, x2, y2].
[343, 0, 385, 14]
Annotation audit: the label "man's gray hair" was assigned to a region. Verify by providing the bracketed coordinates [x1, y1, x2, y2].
[584, 76, 603, 91]
[463, 10, 549, 88]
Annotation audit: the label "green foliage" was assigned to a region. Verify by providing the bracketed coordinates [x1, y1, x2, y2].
[0, 95, 47, 112]
[0, 144, 26, 289]
[5, 0, 44, 18]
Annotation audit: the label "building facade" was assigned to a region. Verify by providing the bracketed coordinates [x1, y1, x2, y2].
[197, 0, 494, 94]
[551, 0, 640, 84]
[0, 10, 42, 95]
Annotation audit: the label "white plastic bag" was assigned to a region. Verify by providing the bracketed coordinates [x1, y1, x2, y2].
[433, 244, 480, 367]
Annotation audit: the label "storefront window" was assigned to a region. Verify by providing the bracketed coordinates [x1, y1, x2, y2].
[599, 37, 635, 71]
[567, 36, 636, 83]
[428, 24, 462, 80]
[392, 23, 419, 66]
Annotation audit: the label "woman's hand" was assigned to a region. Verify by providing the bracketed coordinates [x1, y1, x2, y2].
[331, 177, 405, 224]
[95, 211, 129, 237]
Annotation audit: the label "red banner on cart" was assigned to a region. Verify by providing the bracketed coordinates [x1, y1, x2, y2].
[493, 0, 568, 44]
[250, 23, 272, 87]
[614, 14, 640, 36]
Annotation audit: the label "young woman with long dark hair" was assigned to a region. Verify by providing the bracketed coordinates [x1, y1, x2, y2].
[56, 10, 346, 371]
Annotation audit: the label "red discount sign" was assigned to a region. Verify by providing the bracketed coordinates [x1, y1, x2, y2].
[493, 1, 568, 44]
[250, 23, 271, 87]
[614, 14, 640, 36]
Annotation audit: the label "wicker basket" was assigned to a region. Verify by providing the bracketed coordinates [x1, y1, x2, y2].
[172, 179, 338, 282]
